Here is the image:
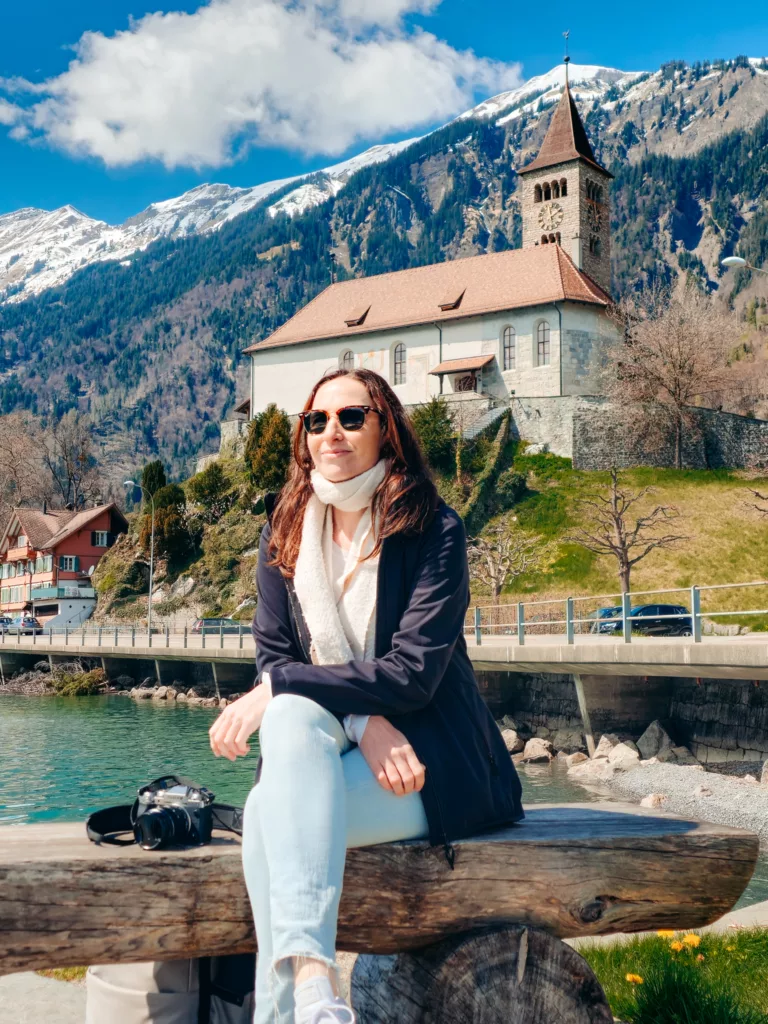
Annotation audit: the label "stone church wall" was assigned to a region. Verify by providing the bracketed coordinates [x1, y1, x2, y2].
[572, 397, 768, 471]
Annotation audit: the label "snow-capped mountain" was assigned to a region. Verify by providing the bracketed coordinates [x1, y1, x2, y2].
[0, 137, 419, 302]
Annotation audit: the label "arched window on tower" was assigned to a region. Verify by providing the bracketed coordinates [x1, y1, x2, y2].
[340, 350, 354, 370]
[552, 180, 560, 199]
[541, 234, 549, 245]
[536, 321, 551, 367]
[548, 233, 557, 244]
[502, 326, 516, 371]
[534, 184, 542, 203]
[393, 342, 406, 385]
[592, 237, 602, 258]
[543, 183, 551, 201]
[595, 185, 603, 203]
[555, 232, 561, 244]
[560, 178, 568, 197]
[586, 181, 593, 200]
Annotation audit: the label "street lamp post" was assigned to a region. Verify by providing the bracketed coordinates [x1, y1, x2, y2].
[124, 480, 155, 635]
[721, 256, 768, 276]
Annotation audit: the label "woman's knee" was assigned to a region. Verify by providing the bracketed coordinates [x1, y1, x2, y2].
[259, 693, 339, 756]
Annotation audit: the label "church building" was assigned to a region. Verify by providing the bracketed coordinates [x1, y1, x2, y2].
[242, 75, 617, 457]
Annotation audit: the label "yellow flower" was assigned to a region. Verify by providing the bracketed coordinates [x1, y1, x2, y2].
[726, 945, 735, 952]
[657, 930, 676, 938]
[625, 974, 644, 985]
[683, 934, 701, 948]
[670, 941, 684, 952]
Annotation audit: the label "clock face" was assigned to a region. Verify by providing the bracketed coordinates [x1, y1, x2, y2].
[587, 202, 603, 231]
[538, 202, 564, 232]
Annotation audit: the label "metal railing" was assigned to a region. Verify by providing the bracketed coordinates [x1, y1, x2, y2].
[464, 580, 768, 645]
[0, 621, 253, 652]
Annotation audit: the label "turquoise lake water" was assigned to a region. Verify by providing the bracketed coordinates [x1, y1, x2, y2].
[1, 694, 766, 907]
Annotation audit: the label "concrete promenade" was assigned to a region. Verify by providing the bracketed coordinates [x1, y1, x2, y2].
[4, 629, 768, 681]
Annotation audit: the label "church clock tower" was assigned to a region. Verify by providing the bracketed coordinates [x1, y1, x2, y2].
[518, 61, 612, 296]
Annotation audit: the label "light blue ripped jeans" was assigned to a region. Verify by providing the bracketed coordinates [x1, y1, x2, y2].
[241, 693, 429, 1024]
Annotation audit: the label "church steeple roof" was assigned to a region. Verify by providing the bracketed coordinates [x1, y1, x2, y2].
[519, 82, 612, 178]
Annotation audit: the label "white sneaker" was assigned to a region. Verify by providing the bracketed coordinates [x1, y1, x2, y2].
[307, 1000, 356, 1024]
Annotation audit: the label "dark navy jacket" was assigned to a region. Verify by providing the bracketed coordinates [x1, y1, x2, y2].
[252, 500, 524, 856]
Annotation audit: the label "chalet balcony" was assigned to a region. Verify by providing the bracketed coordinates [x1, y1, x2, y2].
[30, 586, 96, 600]
[5, 545, 31, 561]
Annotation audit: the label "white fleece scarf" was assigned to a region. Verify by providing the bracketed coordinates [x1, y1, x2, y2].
[293, 460, 386, 664]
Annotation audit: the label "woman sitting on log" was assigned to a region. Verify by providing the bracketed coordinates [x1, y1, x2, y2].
[209, 368, 524, 1024]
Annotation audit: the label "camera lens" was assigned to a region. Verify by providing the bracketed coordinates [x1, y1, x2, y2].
[134, 805, 190, 850]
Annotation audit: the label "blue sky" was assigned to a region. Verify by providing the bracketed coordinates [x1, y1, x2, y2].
[2, 0, 767, 224]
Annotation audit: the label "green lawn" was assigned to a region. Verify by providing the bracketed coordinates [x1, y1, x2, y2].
[582, 929, 768, 1024]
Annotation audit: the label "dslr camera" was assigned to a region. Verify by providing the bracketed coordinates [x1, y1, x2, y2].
[132, 775, 215, 850]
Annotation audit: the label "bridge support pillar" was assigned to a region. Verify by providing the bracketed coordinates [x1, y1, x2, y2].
[572, 675, 595, 758]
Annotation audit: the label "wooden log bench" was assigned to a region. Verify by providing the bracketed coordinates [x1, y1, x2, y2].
[0, 802, 758, 1023]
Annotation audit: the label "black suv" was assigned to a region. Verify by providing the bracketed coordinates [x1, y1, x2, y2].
[629, 604, 693, 637]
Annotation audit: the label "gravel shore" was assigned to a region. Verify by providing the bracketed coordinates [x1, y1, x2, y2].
[604, 762, 768, 843]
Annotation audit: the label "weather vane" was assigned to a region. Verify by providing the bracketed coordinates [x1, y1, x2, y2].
[563, 30, 571, 86]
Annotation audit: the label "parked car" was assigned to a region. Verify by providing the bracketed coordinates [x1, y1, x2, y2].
[589, 606, 623, 634]
[191, 617, 242, 635]
[6, 615, 43, 635]
[0, 615, 13, 633]
[596, 604, 693, 637]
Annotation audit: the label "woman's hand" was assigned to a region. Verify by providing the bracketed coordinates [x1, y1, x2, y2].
[359, 716, 426, 796]
[209, 683, 271, 761]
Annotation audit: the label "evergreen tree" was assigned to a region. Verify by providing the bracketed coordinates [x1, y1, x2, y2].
[410, 397, 455, 472]
[248, 406, 292, 491]
[188, 462, 228, 508]
[153, 483, 186, 510]
[141, 460, 166, 498]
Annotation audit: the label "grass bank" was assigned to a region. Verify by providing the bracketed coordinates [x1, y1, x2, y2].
[477, 447, 768, 628]
[582, 928, 768, 1024]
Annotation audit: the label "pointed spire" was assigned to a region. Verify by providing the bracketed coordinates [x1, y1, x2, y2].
[518, 71, 612, 178]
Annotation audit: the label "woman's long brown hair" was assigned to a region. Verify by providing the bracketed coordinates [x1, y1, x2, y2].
[268, 368, 439, 577]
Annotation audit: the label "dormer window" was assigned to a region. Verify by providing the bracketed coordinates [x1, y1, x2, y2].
[438, 290, 464, 312]
[344, 305, 370, 328]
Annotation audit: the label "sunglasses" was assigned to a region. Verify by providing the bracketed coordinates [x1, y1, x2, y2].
[300, 405, 382, 435]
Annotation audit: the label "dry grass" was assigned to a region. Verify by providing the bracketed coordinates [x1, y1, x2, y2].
[478, 453, 768, 628]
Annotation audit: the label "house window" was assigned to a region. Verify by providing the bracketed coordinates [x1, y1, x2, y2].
[94, 531, 109, 547]
[393, 343, 406, 385]
[536, 321, 551, 366]
[18, 535, 27, 546]
[60, 555, 77, 572]
[339, 350, 354, 370]
[502, 326, 516, 371]
[15, 562, 24, 577]
[1, 588, 7, 604]
[44, 555, 53, 572]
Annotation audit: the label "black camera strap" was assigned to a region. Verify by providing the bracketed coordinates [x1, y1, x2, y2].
[86, 801, 244, 847]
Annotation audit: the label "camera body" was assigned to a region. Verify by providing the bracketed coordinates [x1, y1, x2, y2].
[132, 776, 215, 850]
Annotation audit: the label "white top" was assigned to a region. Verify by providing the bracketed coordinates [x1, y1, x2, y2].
[330, 539, 371, 745]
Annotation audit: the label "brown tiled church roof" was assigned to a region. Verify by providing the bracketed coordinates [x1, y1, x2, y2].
[245, 245, 609, 353]
[519, 83, 612, 178]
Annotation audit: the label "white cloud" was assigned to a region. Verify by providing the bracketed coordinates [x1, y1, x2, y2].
[0, 99, 21, 126]
[0, 0, 521, 169]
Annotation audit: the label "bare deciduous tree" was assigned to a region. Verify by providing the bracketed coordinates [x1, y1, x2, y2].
[567, 469, 685, 593]
[36, 411, 102, 510]
[468, 517, 545, 602]
[0, 413, 49, 520]
[603, 285, 752, 469]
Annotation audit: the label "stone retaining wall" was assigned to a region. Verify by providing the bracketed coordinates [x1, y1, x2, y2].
[478, 669, 768, 762]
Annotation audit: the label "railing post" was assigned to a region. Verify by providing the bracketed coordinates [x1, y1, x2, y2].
[148, 625, 152, 648]
[65, 626, 69, 646]
[98, 627, 102, 647]
[239, 622, 243, 650]
[131, 626, 135, 648]
[220, 621, 224, 649]
[165, 626, 169, 648]
[517, 602, 525, 645]
[474, 607, 482, 646]
[622, 592, 632, 644]
[114, 626, 118, 647]
[184, 625, 188, 649]
[691, 585, 702, 643]
[202, 627, 206, 650]
[566, 597, 574, 645]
